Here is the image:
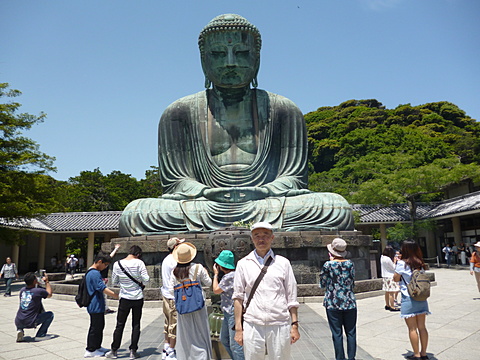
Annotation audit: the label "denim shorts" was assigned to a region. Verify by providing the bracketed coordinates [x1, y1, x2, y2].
[400, 294, 430, 319]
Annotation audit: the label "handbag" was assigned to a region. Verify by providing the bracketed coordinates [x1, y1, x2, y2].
[118, 261, 145, 290]
[232, 256, 273, 330]
[174, 264, 205, 315]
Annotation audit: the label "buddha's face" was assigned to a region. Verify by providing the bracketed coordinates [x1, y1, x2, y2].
[202, 31, 259, 88]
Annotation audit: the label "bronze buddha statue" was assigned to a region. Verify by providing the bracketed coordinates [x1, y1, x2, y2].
[119, 14, 354, 236]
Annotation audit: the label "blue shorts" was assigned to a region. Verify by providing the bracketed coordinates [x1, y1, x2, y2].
[400, 294, 430, 319]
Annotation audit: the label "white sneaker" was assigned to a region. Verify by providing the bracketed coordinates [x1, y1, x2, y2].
[84, 349, 106, 357]
[97, 347, 109, 353]
[16, 330, 24, 342]
[105, 350, 118, 359]
[166, 349, 176, 360]
[162, 344, 170, 360]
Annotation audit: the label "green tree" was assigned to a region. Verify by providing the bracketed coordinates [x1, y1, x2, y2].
[306, 99, 480, 199]
[0, 83, 58, 243]
[60, 168, 152, 211]
[138, 166, 163, 198]
[351, 157, 480, 224]
[306, 99, 480, 238]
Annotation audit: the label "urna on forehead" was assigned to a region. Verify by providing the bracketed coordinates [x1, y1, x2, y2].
[198, 14, 262, 54]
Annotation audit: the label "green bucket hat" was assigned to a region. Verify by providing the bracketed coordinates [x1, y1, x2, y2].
[215, 250, 235, 270]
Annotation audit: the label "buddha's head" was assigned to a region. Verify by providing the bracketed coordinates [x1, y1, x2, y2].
[199, 14, 262, 89]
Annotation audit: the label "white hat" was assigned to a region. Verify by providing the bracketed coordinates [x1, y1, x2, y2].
[327, 238, 348, 258]
[167, 237, 185, 250]
[172, 242, 197, 264]
[473, 241, 480, 248]
[250, 222, 273, 232]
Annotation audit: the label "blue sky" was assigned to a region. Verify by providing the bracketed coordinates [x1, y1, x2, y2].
[2, 0, 479, 181]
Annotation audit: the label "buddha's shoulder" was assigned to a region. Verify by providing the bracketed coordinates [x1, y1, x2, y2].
[262, 90, 303, 115]
[164, 91, 205, 110]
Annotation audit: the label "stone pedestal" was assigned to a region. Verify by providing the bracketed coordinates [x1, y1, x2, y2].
[102, 230, 372, 291]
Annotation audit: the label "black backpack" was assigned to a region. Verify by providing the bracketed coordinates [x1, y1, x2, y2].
[75, 269, 94, 308]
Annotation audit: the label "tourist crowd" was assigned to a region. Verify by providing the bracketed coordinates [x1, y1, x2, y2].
[5, 233, 480, 360]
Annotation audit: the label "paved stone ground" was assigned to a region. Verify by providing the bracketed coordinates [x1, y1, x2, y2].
[0, 267, 479, 360]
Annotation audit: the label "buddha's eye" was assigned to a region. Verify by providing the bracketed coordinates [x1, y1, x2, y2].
[235, 50, 250, 56]
[210, 51, 227, 57]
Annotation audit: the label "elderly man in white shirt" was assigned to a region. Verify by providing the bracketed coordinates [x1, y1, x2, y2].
[233, 222, 300, 360]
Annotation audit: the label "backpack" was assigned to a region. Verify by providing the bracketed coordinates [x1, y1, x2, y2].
[174, 264, 205, 315]
[406, 269, 431, 301]
[75, 269, 94, 308]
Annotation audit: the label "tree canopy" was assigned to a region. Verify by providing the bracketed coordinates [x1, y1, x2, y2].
[0, 83, 59, 219]
[306, 99, 480, 221]
[58, 166, 162, 212]
[0, 83, 61, 242]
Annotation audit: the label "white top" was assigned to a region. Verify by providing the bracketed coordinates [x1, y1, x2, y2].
[111, 258, 150, 300]
[1, 263, 17, 278]
[380, 255, 396, 278]
[161, 254, 177, 300]
[233, 250, 299, 326]
[169, 263, 212, 299]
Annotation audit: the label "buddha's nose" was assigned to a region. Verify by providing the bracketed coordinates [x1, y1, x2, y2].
[226, 49, 237, 67]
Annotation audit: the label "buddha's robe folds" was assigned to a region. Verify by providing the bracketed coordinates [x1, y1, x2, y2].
[119, 90, 354, 236]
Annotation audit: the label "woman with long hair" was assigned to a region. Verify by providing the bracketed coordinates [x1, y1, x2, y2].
[170, 242, 212, 360]
[393, 240, 430, 360]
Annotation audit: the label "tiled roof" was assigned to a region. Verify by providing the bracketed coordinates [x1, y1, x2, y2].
[2, 192, 480, 231]
[423, 191, 480, 219]
[352, 203, 434, 223]
[0, 217, 53, 231]
[0, 211, 122, 232]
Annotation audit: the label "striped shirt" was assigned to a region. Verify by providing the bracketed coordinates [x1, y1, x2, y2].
[111, 258, 149, 300]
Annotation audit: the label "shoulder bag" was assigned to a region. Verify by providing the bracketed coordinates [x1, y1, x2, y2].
[174, 264, 205, 314]
[118, 261, 145, 290]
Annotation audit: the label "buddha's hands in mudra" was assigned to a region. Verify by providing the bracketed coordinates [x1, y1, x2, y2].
[161, 187, 311, 202]
[203, 187, 269, 203]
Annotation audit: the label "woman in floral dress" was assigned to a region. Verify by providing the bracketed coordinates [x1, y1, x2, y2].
[319, 238, 356, 360]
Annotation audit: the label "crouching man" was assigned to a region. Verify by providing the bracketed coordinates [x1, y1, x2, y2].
[15, 272, 54, 342]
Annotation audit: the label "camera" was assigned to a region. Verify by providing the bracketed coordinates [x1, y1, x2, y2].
[36, 269, 46, 285]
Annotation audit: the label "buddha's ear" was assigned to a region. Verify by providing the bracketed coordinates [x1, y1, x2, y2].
[200, 54, 211, 89]
[251, 55, 261, 88]
[204, 76, 212, 89]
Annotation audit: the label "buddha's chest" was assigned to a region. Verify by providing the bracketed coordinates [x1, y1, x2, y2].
[208, 116, 257, 167]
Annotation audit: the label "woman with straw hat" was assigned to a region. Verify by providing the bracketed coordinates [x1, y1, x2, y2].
[319, 238, 357, 360]
[170, 243, 212, 360]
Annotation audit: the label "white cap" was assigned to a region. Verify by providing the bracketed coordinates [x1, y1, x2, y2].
[250, 222, 273, 232]
[167, 237, 185, 250]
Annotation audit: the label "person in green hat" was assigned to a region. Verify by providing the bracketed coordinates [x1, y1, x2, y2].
[213, 250, 244, 360]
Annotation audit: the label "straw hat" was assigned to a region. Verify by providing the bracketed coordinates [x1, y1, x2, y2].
[172, 242, 197, 264]
[215, 250, 235, 270]
[327, 238, 348, 258]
